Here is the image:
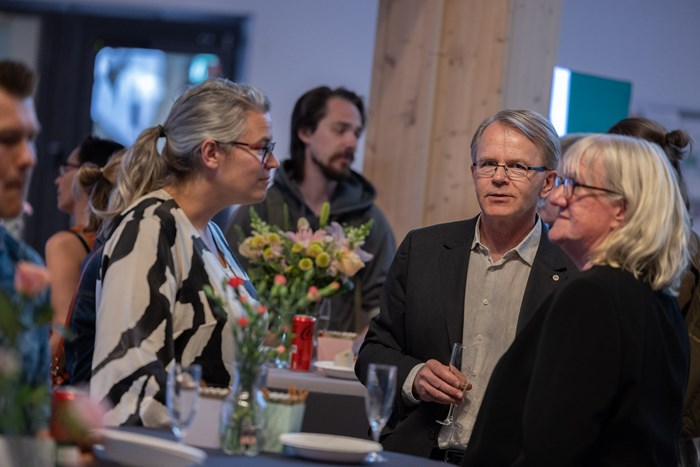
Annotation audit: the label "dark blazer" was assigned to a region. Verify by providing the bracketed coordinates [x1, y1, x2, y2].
[462, 266, 689, 467]
[355, 216, 577, 457]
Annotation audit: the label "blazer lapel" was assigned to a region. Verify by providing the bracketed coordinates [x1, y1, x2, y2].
[441, 219, 476, 347]
[517, 221, 576, 332]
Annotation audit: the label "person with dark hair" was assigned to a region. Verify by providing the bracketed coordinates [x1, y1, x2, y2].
[607, 117, 700, 439]
[225, 86, 396, 333]
[52, 149, 126, 386]
[0, 59, 50, 435]
[91, 79, 278, 427]
[46, 136, 124, 363]
[355, 110, 576, 462]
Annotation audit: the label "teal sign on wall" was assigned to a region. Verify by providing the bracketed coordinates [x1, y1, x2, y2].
[549, 67, 632, 136]
[567, 72, 632, 134]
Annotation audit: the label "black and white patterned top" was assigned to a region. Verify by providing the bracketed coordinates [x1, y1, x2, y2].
[91, 189, 251, 427]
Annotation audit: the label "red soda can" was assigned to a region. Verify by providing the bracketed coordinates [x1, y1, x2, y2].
[51, 386, 79, 442]
[290, 314, 316, 371]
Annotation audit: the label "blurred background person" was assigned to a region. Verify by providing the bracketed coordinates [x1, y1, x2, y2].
[46, 136, 123, 361]
[54, 149, 125, 386]
[226, 86, 395, 334]
[463, 134, 690, 466]
[537, 133, 591, 228]
[90, 79, 278, 427]
[0, 59, 50, 437]
[607, 117, 699, 439]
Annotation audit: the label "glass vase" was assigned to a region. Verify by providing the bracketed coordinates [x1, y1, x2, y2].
[273, 329, 290, 369]
[219, 361, 268, 456]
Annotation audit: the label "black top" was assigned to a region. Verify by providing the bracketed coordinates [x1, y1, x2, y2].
[463, 265, 689, 467]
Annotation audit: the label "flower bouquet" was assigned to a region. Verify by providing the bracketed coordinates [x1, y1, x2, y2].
[236, 202, 373, 337]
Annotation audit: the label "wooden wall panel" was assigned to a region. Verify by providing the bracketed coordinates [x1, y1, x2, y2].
[363, 0, 445, 236]
[502, 0, 563, 113]
[364, 0, 562, 243]
[424, 0, 510, 227]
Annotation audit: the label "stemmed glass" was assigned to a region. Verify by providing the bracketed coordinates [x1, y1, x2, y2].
[678, 437, 700, 467]
[166, 363, 202, 442]
[436, 343, 468, 427]
[364, 363, 397, 463]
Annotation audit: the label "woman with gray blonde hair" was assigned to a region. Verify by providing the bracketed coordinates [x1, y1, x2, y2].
[463, 134, 689, 466]
[91, 79, 279, 427]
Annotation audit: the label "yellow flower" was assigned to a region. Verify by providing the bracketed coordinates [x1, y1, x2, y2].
[250, 235, 266, 249]
[263, 247, 276, 261]
[291, 243, 304, 254]
[336, 250, 365, 276]
[266, 233, 281, 244]
[239, 235, 267, 260]
[315, 252, 331, 268]
[306, 243, 323, 258]
[298, 258, 313, 271]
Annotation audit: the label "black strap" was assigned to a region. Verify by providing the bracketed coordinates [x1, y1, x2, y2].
[66, 229, 90, 254]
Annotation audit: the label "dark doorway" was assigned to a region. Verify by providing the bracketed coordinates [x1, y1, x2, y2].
[6, 7, 247, 253]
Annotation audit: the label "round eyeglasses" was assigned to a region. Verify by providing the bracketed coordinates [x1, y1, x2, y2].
[472, 160, 551, 180]
[553, 176, 621, 200]
[218, 140, 275, 166]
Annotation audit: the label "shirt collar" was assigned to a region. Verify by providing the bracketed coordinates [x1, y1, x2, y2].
[472, 214, 542, 266]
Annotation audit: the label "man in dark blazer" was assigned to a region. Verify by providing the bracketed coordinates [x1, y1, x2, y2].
[355, 109, 577, 463]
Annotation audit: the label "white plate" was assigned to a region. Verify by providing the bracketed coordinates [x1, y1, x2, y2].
[280, 432, 381, 463]
[314, 360, 357, 380]
[95, 428, 206, 467]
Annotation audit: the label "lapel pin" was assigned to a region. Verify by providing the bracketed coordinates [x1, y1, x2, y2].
[552, 274, 560, 281]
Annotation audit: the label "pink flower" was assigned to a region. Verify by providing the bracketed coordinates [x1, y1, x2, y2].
[257, 305, 267, 315]
[306, 286, 320, 302]
[274, 274, 287, 286]
[52, 388, 108, 450]
[276, 345, 286, 354]
[228, 277, 245, 288]
[238, 317, 249, 327]
[14, 262, 50, 297]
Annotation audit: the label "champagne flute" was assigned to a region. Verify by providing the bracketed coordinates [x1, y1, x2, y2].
[678, 437, 700, 467]
[436, 343, 468, 427]
[315, 299, 332, 337]
[166, 363, 202, 442]
[364, 363, 397, 462]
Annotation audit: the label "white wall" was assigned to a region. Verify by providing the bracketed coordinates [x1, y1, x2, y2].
[0, 12, 40, 68]
[1, 0, 379, 169]
[557, 0, 700, 227]
[557, 0, 700, 116]
[6, 0, 700, 167]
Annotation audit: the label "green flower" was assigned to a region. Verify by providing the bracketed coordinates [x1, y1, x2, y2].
[298, 258, 313, 271]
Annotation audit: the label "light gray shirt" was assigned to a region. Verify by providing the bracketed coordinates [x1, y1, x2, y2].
[436, 216, 542, 448]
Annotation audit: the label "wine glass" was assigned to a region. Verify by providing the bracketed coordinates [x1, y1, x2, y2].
[364, 363, 397, 462]
[436, 343, 468, 427]
[678, 437, 700, 467]
[315, 299, 332, 337]
[166, 363, 202, 442]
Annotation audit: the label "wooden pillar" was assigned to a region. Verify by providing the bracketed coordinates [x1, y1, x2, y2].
[363, 0, 562, 243]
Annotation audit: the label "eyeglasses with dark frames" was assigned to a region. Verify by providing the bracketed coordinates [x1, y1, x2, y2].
[472, 160, 551, 180]
[554, 176, 621, 200]
[58, 162, 81, 176]
[217, 140, 275, 165]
